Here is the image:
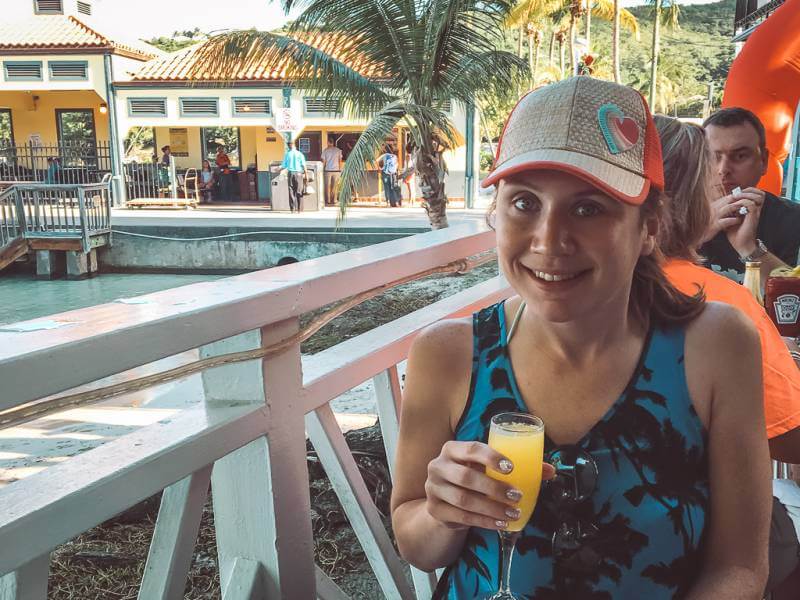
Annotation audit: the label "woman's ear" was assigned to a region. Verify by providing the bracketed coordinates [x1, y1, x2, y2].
[641, 215, 658, 257]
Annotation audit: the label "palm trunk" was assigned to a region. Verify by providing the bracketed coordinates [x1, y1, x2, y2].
[559, 37, 565, 75]
[568, 19, 576, 75]
[528, 30, 535, 88]
[612, 0, 621, 83]
[417, 143, 448, 229]
[518, 25, 524, 57]
[533, 37, 541, 87]
[649, 0, 662, 110]
[549, 31, 556, 67]
[585, 0, 592, 52]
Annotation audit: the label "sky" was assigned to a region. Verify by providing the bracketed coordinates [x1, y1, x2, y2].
[103, 0, 724, 40]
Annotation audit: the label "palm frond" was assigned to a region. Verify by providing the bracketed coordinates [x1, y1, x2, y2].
[588, 0, 639, 35]
[193, 31, 391, 117]
[439, 50, 528, 107]
[336, 102, 407, 221]
[505, 0, 561, 28]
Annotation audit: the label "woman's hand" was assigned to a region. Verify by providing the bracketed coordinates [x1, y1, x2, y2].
[424, 440, 555, 531]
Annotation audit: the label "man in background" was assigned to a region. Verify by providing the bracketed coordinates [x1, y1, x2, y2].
[281, 139, 307, 213]
[378, 145, 400, 207]
[321, 136, 343, 207]
[702, 108, 800, 282]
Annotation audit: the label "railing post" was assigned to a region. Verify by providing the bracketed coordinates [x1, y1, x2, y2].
[0, 554, 49, 600]
[13, 190, 26, 236]
[201, 320, 316, 600]
[77, 187, 90, 254]
[169, 156, 178, 199]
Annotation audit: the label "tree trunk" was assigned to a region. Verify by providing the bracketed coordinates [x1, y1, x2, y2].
[528, 31, 535, 88]
[518, 25, 524, 57]
[585, 0, 592, 52]
[559, 37, 565, 76]
[416, 145, 449, 229]
[533, 36, 541, 87]
[612, 0, 621, 83]
[549, 31, 556, 68]
[568, 18, 576, 75]
[649, 0, 662, 110]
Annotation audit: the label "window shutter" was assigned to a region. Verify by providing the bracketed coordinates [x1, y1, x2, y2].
[4, 62, 43, 81]
[128, 98, 167, 117]
[180, 98, 219, 117]
[77, 1, 92, 15]
[303, 97, 341, 115]
[34, 0, 63, 14]
[233, 98, 271, 116]
[49, 61, 88, 80]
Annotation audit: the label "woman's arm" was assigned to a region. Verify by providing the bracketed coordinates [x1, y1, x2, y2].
[685, 303, 771, 599]
[390, 319, 526, 571]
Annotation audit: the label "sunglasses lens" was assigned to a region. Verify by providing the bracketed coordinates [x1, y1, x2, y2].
[546, 447, 598, 502]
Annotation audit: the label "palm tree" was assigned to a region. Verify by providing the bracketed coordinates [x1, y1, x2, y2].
[648, 0, 680, 110]
[196, 0, 526, 230]
[506, 0, 561, 87]
[585, 0, 639, 83]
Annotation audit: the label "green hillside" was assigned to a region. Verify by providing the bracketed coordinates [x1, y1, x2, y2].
[568, 0, 735, 116]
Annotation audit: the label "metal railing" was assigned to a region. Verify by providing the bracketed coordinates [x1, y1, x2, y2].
[0, 182, 111, 254]
[0, 141, 112, 185]
[0, 224, 506, 599]
[734, 0, 785, 33]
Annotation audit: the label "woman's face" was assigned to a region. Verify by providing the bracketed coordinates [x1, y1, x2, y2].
[494, 169, 655, 323]
[203, 160, 210, 170]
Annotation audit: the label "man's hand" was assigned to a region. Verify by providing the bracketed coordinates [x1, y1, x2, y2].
[724, 187, 766, 258]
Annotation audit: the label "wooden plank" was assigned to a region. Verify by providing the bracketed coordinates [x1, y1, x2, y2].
[373, 367, 402, 479]
[0, 224, 494, 411]
[26, 238, 82, 252]
[0, 554, 49, 600]
[221, 557, 262, 600]
[315, 567, 350, 600]
[138, 465, 212, 600]
[0, 404, 265, 575]
[0, 238, 28, 272]
[306, 404, 415, 600]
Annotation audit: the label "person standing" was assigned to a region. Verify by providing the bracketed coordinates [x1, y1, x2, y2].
[321, 136, 343, 206]
[378, 145, 400, 207]
[281, 139, 307, 213]
[701, 108, 800, 283]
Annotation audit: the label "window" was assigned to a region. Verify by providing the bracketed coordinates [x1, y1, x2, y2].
[0, 110, 14, 148]
[49, 61, 89, 81]
[4, 62, 43, 81]
[201, 127, 240, 169]
[128, 98, 167, 117]
[34, 0, 63, 14]
[77, 1, 92, 15]
[56, 109, 96, 147]
[232, 97, 271, 117]
[180, 98, 219, 117]
[303, 97, 341, 116]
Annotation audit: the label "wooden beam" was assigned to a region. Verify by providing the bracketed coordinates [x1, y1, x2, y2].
[0, 238, 28, 272]
[26, 238, 83, 252]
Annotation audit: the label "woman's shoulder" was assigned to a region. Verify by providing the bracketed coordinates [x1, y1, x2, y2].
[409, 316, 473, 366]
[685, 300, 759, 347]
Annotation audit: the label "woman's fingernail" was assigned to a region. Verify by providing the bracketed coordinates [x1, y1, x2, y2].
[505, 508, 521, 519]
[506, 488, 522, 502]
[498, 459, 513, 473]
[495, 520, 508, 529]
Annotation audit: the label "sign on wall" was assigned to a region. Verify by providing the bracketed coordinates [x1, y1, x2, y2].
[298, 137, 311, 154]
[274, 108, 299, 132]
[169, 128, 190, 157]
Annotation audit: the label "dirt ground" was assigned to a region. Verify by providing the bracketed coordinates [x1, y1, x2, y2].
[46, 261, 499, 599]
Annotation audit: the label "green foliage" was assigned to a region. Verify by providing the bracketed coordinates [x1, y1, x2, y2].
[145, 35, 203, 53]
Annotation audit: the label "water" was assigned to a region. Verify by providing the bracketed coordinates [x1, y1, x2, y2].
[0, 272, 224, 325]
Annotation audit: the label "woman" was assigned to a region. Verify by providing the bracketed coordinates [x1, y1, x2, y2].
[391, 78, 770, 598]
[198, 160, 216, 203]
[655, 114, 800, 597]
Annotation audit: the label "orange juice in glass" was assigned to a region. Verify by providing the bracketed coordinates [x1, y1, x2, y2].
[483, 412, 544, 599]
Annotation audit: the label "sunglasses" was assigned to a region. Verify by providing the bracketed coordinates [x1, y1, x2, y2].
[543, 446, 601, 575]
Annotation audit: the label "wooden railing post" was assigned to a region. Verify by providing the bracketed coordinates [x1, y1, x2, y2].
[201, 321, 316, 600]
[0, 554, 49, 600]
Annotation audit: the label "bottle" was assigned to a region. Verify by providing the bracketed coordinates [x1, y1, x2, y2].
[743, 261, 764, 305]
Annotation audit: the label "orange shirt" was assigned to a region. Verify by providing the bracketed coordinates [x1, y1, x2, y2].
[665, 259, 800, 439]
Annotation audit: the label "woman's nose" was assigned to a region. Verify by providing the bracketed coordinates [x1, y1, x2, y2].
[531, 210, 572, 255]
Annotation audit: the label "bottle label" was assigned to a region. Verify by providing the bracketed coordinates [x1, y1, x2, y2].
[773, 294, 800, 325]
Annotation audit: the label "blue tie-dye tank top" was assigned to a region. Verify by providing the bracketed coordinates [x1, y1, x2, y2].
[440, 302, 710, 599]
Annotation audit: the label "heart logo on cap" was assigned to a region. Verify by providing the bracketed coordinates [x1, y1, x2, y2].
[598, 103, 640, 154]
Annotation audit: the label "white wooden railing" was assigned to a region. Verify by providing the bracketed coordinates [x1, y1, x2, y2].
[0, 223, 511, 599]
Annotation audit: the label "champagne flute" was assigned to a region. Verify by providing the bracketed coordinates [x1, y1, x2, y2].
[484, 412, 544, 600]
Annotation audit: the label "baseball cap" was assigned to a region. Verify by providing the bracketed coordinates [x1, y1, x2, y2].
[482, 77, 664, 205]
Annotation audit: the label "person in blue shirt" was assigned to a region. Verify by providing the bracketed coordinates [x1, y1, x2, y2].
[281, 139, 307, 212]
[378, 145, 401, 207]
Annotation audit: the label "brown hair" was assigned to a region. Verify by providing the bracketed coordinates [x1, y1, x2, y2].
[486, 185, 705, 327]
[703, 107, 767, 157]
[653, 115, 713, 262]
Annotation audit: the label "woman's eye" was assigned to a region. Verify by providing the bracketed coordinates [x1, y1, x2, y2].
[574, 203, 602, 217]
[512, 197, 534, 211]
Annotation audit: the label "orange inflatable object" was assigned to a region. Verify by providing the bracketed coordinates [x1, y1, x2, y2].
[722, 0, 800, 195]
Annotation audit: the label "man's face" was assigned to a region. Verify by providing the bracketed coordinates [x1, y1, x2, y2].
[706, 122, 768, 194]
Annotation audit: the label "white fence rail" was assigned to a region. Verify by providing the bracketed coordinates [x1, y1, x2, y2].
[0, 223, 510, 599]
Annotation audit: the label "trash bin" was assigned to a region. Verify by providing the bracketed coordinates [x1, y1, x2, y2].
[269, 161, 290, 211]
[301, 161, 324, 211]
